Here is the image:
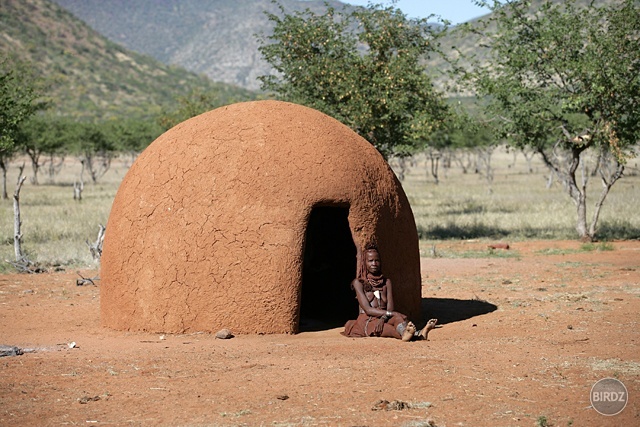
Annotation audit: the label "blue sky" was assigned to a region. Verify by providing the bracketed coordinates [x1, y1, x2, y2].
[341, 0, 492, 24]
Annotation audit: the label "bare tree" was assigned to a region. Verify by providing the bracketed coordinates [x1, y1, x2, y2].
[45, 153, 65, 182]
[476, 146, 496, 193]
[86, 224, 106, 260]
[80, 153, 113, 184]
[13, 164, 27, 262]
[425, 148, 442, 185]
[538, 133, 625, 240]
[74, 159, 85, 200]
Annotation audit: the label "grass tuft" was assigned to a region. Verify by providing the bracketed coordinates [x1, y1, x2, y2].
[580, 242, 615, 252]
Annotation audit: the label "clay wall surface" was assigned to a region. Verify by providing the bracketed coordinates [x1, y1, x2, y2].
[101, 100, 421, 334]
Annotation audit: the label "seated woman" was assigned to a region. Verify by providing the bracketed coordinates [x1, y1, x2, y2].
[343, 245, 437, 341]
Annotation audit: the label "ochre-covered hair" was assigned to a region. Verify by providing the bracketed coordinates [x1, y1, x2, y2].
[357, 244, 381, 284]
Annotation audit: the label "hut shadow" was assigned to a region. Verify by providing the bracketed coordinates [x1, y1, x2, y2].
[419, 297, 498, 327]
[299, 297, 498, 332]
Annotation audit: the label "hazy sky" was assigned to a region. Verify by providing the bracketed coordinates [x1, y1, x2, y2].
[341, 0, 492, 24]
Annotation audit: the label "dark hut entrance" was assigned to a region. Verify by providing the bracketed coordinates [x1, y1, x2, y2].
[299, 206, 358, 331]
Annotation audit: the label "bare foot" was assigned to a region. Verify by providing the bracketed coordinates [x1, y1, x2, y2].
[401, 321, 416, 342]
[418, 318, 438, 340]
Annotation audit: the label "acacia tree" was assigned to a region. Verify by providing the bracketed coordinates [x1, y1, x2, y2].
[0, 59, 42, 198]
[258, 2, 449, 158]
[107, 118, 162, 166]
[158, 90, 222, 131]
[454, 0, 640, 241]
[68, 121, 117, 184]
[16, 115, 68, 185]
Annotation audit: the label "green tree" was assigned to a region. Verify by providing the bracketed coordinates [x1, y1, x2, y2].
[258, 2, 449, 158]
[67, 121, 117, 184]
[454, 0, 640, 241]
[16, 115, 69, 185]
[106, 118, 163, 166]
[0, 60, 41, 150]
[0, 58, 43, 198]
[158, 88, 254, 130]
[158, 90, 223, 131]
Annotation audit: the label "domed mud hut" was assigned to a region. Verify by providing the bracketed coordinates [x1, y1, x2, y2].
[101, 100, 421, 334]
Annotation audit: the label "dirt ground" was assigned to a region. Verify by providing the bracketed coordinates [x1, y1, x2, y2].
[1, 240, 638, 427]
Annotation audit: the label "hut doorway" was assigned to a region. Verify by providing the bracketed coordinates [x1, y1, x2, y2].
[299, 206, 358, 331]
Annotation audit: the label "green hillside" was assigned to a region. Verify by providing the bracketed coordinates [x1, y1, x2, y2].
[0, 0, 257, 120]
[427, 0, 618, 95]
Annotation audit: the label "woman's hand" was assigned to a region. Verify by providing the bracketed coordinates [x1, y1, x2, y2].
[374, 317, 385, 335]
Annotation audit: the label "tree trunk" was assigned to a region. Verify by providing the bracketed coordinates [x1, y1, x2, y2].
[26, 149, 41, 185]
[82, 151, 112, 184]
[588, 149, 624, 238]
[0, 158, 7, 200]
[13, 165, 27, 262]
[427, 151, 440, 185]
[522, 149, 536, 173]
[73, 180, 84, 201]
[396, 157, 407, 181]
[539, 144, 593, 241]
[86, 224, 106, 260]
[477, 146, 495, 194]
[47, 154, 65, 182]
[75, 160, 85, 200]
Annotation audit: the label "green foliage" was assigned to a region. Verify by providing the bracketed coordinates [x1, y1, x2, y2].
[258, 2, 449, 158]
[67, 121, 114, 156]
[453, 0, 640, 241]
[580, 241, 614, 252]
[441, 107, 496, 151]
[105, 118, 163, 152]
[15, 114, 163, 175]
[0, 58, 43, 152]
[463, 0, 640, 159]
[17, 115, 68, 157]
[536, 415, 549, 427]
[157, 88, 258, 131]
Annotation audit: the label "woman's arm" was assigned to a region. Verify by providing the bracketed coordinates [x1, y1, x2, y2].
[385, 278, 395, 312]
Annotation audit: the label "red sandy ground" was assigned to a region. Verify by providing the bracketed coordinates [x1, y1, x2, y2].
[1, 240, 638, 427]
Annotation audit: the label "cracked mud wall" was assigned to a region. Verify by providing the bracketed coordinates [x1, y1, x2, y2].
[101, 100, 421, 334]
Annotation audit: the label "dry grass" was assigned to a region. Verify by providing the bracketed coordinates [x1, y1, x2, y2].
[1, 148, 639, 271]
[400, 149, 640, 253]
[0, 156, 126, 271]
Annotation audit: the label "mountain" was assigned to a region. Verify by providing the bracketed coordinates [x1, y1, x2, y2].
[51, 0, 616, 94]
[0, 0, 257, 120]
[51, 0, 350, 91]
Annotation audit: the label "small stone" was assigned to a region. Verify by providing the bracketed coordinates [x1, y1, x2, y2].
[78, 395, 100, 404]
[372, 399, 389, 411]
[276, 394, 289, 400]
[0, 345, 23, 357]
[215, 329, 234, 339]
[387, 400, 410, 410]
[371, 399, 411, 411]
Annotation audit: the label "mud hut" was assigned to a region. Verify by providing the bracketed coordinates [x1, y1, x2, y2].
[101, 100, 421, 334]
